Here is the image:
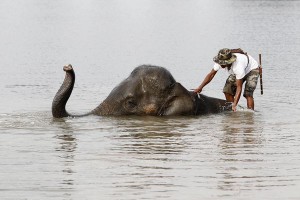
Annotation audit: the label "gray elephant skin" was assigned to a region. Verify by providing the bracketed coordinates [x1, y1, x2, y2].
[52, 64, 229, 118]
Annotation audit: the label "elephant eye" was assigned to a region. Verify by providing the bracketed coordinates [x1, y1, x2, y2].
[168, 83, 175, 89]
[125, 98, 137, 110]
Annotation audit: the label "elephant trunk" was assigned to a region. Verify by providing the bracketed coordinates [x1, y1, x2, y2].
[52, 64, 75, 118]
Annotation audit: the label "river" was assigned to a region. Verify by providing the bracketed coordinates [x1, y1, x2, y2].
[0, 0, 300, 199]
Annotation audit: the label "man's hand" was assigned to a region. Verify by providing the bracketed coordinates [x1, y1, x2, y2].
[194, 87, 202, 94]
[259, 66, 262, 75]
[232, 103, 237, 112]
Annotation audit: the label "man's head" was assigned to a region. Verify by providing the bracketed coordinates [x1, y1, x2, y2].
[213, 48, 236, 66]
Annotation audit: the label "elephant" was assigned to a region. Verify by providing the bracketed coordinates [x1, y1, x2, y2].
[52, 64, 230, 118]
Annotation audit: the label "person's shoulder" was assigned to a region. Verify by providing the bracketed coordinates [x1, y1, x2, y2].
[234, 53, 245, 59]
[234, 53, 248, 63]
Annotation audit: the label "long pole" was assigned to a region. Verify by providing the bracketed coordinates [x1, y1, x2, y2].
[259, 54, 263, 95]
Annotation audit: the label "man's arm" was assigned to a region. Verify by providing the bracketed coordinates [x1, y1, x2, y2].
[232, 79, 243, 111]
[194, 69, 217, 93]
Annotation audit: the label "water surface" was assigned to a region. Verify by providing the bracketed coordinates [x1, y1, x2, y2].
[1, 0, 300, 199]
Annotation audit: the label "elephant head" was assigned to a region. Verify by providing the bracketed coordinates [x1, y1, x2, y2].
[52, 64, 228, 118]
[91, 65, 195, 116]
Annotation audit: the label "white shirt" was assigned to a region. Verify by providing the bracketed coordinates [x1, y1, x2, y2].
[213, 53, 258, 79]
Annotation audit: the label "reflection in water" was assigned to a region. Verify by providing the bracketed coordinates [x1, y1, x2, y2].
[102, 116, 191, 195]
[220, 112, 264, 149]
[217, 112, 265, 193]
[53, 118, 77, 194]
[110, 116, 189, 155]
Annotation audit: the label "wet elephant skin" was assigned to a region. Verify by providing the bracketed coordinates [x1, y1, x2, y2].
[52, 64, 228, 118]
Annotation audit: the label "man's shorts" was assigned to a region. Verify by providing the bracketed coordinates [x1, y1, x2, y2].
[223, 68, 260, 97]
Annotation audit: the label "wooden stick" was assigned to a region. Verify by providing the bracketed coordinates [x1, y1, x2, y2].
[259, 54, 263, 95]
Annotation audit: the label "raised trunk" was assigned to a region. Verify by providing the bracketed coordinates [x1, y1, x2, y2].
[52, 65, 75, 118]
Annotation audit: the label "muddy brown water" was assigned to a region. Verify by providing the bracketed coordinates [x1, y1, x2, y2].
[1, 0, 300, 199]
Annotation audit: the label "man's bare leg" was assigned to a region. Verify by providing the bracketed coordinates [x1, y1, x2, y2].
[246, 96, 254, 110]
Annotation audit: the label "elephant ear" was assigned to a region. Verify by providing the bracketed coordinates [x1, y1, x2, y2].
[162, 83, 194, 115]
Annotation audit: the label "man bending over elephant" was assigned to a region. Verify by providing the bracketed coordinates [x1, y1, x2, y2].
[194, 48, 260, 112]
